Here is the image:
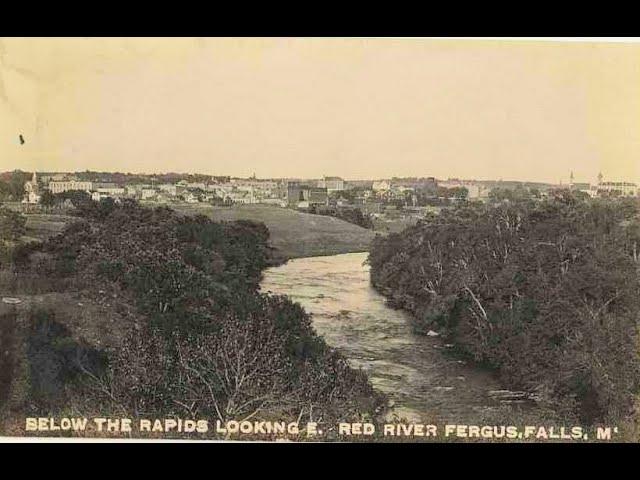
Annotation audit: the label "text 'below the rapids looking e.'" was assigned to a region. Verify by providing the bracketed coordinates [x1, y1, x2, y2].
[23, 417, 621, 441]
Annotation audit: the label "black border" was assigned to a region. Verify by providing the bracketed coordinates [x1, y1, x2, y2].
[1, 4, 639, 37]
[2, 4, 639, 464]
[1, 441, 638, 472]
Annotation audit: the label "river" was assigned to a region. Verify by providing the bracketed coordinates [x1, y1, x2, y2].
[261, 252, 539, 424]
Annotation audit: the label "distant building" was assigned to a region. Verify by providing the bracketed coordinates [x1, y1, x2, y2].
[141, 188, 157, 200]
[392, 177, 438, 191]
[184, 192, 199, 203]
[438, 180, 489, 200]
[287, 182, 328, 208]
[49, 180, 93, 194]
[344, 180, 374, 190]
[372, 180, 391, 192]
[95, 183, 126, 197]
[40, 173, 69, 184]
[317, 176, 345, 192]
[598, 181, 638, 197]
[23, 171, 41, 204]
[158, 184, 178, 196]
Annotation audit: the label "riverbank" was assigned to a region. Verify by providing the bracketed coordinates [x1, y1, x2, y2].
[367, 198, 640, 435]
[261, 252, 563, 430]
[0, 204, 383, 438]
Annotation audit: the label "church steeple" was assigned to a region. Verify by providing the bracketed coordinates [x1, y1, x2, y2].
[597, 172, 603, 185]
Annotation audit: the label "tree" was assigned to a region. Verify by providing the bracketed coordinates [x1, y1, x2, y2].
[0, 206, 27, 241]
[369, 197, 640, 425]
[8, 170, 30, 200]
[18, 199, 381, 428]
[40, 190, 56, 210]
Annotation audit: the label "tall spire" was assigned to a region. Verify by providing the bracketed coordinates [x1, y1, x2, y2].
[597, 172, 603, 184]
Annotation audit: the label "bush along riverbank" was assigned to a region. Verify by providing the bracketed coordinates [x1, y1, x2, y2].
[368, 194, 640, 434]
[1, 198, 382, 438]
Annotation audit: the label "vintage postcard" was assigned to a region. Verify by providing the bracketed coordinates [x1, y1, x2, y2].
[1, 37, 639, 443]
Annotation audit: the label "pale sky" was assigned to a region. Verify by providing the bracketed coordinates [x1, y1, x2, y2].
[1, 37, 639, 183]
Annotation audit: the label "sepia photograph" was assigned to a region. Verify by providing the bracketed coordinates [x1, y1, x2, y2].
[1, 36, 640, 444]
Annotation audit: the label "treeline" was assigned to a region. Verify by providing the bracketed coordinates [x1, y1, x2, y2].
[0, 206, 27, 266]
[369, 194, 640, 425]
[0, 171, 31, 202]
[69, 171, 230, 185]
[312, 205, 374, 229]
[377, 187, 468, 209]
[13, 200, 380, 430]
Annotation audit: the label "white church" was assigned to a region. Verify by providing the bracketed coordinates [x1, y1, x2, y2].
[22, 172, 41, 204]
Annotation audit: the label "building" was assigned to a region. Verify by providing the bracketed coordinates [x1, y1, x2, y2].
[95, 183, 126, 197]
[159, 184, 178, 196]
[372, 180, 391, 192]
[317, 176, 345, 192]
[141, 188, 157, 200]
[184, 192, 199, 203]
[438, 180, 489, 200]
[597, 181, 638, 197]
[344, 180, 374, 190]
[22, 171, 41, 204]
[49, 180, 93, 194]
[392, 177, 438, 191]
[287, 182, 328, 208]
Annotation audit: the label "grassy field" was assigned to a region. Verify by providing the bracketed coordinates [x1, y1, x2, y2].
[171, 204, 377, 260]
[14, 203, 377, 260]
[23, 214, 78, 242]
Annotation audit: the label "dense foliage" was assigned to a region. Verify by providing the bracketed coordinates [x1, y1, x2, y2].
[312, 205, 374, 229]
[18, 200, 379, 427]
[0, 171, 31, 202]
[0, 206, 27, 266]
[369, 196, 640, 424]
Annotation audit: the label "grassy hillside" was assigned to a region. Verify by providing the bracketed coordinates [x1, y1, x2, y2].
[171, 204, 376, 260]
[15, 204, 375, 260]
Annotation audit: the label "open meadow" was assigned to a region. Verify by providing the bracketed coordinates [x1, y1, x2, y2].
[171, 203, 377, 260]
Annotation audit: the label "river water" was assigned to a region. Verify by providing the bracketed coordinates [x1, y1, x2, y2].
[261, 252, 537, 424]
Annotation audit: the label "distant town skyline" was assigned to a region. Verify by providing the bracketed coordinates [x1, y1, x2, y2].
[2, 38, 640, 183]
[2, 168, 608, 184]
